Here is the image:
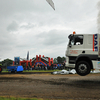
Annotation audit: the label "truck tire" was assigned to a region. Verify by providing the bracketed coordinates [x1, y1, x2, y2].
[75, 61, 91, 76]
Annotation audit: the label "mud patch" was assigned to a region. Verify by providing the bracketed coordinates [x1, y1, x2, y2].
[0, 74, 100, 99]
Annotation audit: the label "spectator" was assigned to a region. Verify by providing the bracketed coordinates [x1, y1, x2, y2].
[62, 62, 65, 69]
[51, 63, 54, 70]
[47, 64, 49, 70]
[43, 65, 46, 70]
[40, 64, 42, 70]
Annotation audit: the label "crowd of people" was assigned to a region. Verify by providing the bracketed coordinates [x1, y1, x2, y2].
[24, 63, 65, 70]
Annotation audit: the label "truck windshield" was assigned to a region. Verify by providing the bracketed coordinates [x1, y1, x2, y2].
[69, 35, 83, 46]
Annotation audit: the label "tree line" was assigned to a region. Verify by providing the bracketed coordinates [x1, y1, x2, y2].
[0, 59, 13, 67]
[53, 56, 66, 64]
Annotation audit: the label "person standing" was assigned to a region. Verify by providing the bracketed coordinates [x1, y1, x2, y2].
[62, 63, 65, 69]
[51, 63, 53, 70]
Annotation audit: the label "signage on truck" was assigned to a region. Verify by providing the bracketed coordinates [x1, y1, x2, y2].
[97, 61, 100, 69]
[70, 50, 78, 54]
[93, 34, 98, 51]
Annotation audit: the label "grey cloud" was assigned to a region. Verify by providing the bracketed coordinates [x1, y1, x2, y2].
[0, 0, 99, 60]
[97, 1, 100, 33]
[20, 23, 36, 29]
[0, 0, 51, 17]
[36, 30, 68, 46]
[7, 21, 19, 31]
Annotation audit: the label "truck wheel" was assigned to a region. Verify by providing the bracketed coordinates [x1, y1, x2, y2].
[75, 61, 90, 76]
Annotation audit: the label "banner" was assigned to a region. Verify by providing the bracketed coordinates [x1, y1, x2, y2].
[14, 57, 20, 65]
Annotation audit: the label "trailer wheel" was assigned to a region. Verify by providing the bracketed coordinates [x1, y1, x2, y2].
[15, 70, 17, 73]
[0, 67, 2, 73]
[75, 61, 90, 76]
[9, 71, 11, 73]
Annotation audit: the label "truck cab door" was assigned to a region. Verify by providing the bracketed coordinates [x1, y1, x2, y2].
[66, 35, 84, 60]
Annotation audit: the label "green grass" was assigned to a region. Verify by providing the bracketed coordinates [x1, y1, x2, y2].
[0, 97, 43, 100]
[23, 70, 60, 72]
[1, 69, 61, 73]
[2, 70, 8, 73]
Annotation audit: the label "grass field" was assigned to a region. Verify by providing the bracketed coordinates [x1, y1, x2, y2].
[23, 70, 59, 72]
[0, 97, 44, 100]
[2, 69, 60, 73]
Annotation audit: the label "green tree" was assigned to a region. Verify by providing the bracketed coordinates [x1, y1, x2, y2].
[62, 57, 66, 62]
[2, 59, 13, 67]
[54, 56, 66, 64]
[53, 58, 57, 64]
[57, 56, 62, 63]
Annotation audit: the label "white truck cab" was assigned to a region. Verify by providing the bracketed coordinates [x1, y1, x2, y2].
[65, 32, 100, 76]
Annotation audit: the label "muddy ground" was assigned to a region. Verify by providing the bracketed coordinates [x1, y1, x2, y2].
[0, 73, 100, 100]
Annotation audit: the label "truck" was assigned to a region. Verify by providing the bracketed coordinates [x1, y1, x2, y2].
[65, 32, 100, 76]
[7, 66, 23, 73]
[0, 64, 23, 73]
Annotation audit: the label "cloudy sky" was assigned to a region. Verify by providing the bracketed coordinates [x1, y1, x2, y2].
[0, 0, 100, 61]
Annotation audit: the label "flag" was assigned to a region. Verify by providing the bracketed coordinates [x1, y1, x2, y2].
[27, 51, 29, 60]
[46, 0, 55, 10]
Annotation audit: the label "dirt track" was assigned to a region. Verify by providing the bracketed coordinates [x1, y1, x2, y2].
[0, 73, 100, 100]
